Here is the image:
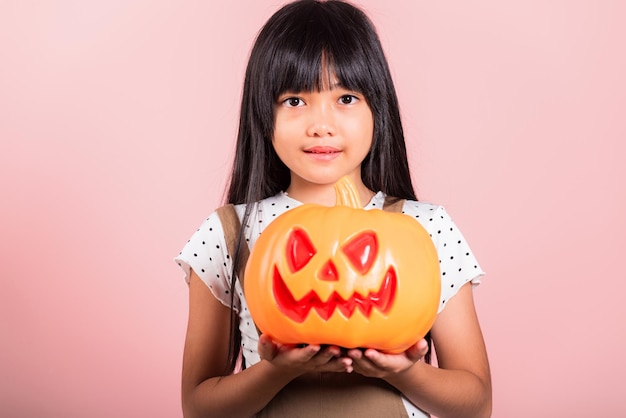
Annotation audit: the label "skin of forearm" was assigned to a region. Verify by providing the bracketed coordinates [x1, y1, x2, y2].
[183, 360, 300, 418]
[384, 361, 492, 418]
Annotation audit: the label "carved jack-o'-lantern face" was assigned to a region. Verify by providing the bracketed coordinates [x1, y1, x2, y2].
[244, 177, 441, 353]
[276, 227, 396, 323]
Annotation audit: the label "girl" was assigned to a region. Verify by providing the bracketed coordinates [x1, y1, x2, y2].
[175, 1, 491, 417]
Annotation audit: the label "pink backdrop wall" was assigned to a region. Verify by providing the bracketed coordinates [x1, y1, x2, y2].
[1, 1, 624, 416]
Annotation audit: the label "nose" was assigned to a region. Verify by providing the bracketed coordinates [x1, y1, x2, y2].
[318, 259, 339, 281]
[306, 103, 336, 137]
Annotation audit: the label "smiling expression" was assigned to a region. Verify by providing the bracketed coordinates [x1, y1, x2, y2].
[272, 81, 374, 192]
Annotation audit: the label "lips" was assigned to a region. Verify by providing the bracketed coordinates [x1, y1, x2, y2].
[303, 146, 342, 161]
[272, 266, 397, 322]
[304, 146, 341, 154]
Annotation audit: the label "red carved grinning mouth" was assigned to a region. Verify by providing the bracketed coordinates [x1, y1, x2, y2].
[272, 266, 397, 323]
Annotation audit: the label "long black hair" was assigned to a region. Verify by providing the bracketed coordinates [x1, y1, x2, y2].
[227, 0, 416, 204]
[224, 0, 426, 371]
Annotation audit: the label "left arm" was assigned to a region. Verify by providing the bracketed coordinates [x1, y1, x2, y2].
[348, 282, 492, 418]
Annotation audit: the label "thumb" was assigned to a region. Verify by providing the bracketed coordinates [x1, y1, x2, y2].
[406, 339, 429, 363]
[258, 334, 278, 361]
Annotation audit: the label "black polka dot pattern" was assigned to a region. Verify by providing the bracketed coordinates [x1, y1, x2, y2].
[403, 201, 484, 312]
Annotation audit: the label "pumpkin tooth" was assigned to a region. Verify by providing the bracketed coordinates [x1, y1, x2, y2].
[272, 266, 397, 323]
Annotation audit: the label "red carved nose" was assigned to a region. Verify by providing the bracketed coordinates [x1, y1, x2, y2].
[318, 260, 339, 281]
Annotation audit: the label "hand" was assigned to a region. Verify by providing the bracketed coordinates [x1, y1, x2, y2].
[347, 339, 428, 378]
[258, 334, 353, 376]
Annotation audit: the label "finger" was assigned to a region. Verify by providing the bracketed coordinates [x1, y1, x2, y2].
[350, 356, 377, 376]
[292, 344, 321, 363]
[323, 345, 342, 358]
[405, 339, 429, 363]
[319, 356, 354, 373]
[307, 345, 341, 365]
[343, 358, 354, 373]
[346, 348, 364, 360]
[337, 357, 354, 373]
[362, 348, 387, 367]
[350, 349, 378, 370]
[258, 334, 278, 361]
[347, 349, 378, 371]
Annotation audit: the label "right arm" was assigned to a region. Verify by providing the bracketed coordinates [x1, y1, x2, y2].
[182, 270, 351, 418]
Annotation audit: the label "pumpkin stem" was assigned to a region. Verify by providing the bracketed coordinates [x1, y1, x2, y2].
[334, 176, 361, 208]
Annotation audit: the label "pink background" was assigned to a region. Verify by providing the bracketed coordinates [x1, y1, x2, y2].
[1, 1, 624, 416]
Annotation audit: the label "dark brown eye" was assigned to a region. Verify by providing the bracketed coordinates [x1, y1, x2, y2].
[339, 95, 355, 104]
[284, 97, 303, 107]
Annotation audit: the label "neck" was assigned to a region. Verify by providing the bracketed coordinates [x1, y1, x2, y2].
[286, 178, 374, 207]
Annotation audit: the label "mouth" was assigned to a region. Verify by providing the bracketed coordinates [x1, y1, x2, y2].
[303, 146, 342, 161]
[272, 266, 397, 322]
[304, 146, 341, 154]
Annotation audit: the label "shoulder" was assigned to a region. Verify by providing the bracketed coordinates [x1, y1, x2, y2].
[371, 193, 442, 222]
[210, 192, 298, 223]
[399, 198, 441, 218]
[254, 192, 302, 218]
[214, 192, 301, 250]
[174, 209, 230, 283]
[399, 199, 454, 234]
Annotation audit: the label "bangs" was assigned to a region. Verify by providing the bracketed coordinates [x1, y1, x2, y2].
[259, 1, 381, 98]
[270, 43, 369, 96]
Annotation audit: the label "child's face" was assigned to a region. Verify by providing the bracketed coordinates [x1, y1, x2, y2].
[272, 81, 373, 192]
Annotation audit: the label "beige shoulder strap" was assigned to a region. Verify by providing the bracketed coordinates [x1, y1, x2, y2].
[383, 196, 405, 213]
[215, 204, 250, 285]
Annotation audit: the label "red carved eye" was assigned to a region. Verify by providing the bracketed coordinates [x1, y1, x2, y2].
[286, 228, 317, 272]
[342, 231, 378, 274]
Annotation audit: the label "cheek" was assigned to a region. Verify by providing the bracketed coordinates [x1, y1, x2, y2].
[272, 115, 299, 150]
[354, 123, 374, 158]
[271, 127, 293, 160]
[271, 140, 298, 177]
[351, 109, 374, 147]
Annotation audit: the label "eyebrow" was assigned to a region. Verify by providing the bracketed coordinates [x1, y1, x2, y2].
[277, 79, 353, 96]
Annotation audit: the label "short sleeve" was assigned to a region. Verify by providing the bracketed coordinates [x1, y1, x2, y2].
[174, 210, 241, 310]
[402, 201, 485, 313]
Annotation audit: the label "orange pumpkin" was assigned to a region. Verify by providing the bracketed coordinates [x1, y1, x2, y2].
[244, 177, 441, 353]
